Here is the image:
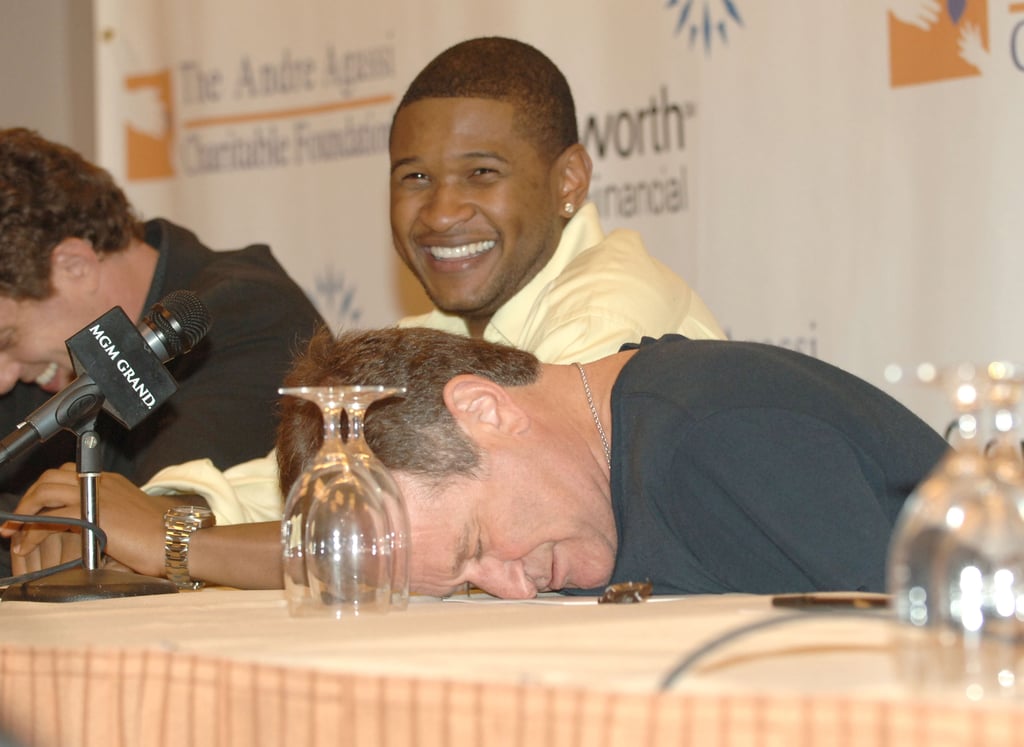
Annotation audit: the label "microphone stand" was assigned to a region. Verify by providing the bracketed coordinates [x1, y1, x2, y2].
[2, 417, 178, 602]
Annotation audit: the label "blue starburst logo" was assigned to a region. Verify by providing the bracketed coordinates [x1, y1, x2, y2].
[309, 264, 363, 329]
[667, 0, 744, 53]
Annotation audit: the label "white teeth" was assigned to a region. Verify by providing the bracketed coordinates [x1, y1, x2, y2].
[35, 362, 58, 387]
[427, 240, 495, 260]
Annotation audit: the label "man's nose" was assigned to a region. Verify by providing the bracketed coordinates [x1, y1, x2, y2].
[472, 557, 536, 600]
[418, 183, 475, 232]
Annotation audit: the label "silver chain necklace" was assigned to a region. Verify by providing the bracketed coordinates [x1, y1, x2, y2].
[573, 362, 611, 469]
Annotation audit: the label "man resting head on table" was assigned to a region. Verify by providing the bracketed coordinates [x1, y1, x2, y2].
[4, 326, 948, 597]
[0, 34, 726, 563]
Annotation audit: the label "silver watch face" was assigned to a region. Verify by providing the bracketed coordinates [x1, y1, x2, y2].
[166, 505, 215, 528]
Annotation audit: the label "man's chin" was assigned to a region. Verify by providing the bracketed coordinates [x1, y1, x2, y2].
[428, 288, 507, 319]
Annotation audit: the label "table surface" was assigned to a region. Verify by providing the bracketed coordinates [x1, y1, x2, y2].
[0, 588, 1021, 747]
[0, 588, 889, 692]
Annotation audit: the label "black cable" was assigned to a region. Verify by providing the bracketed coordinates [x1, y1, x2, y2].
[0, 510, 108, 589]
[658, 608, 891, 691]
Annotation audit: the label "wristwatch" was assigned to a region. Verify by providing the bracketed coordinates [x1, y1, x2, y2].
[163, 505, 216, 590]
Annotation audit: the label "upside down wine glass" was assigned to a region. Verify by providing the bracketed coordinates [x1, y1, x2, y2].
[935, 366, 1024, 699]
[888, 363, 993, 632]
[886, 362, 1024, 699]
[343, 387, 411, 610]
[279, 386, 394, 618]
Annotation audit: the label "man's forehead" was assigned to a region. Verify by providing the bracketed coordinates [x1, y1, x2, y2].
[399, 96, 517, 116]
[397, 472, 475, 586]
[392, 98, 522, 143]
[408, 518, 470, 593]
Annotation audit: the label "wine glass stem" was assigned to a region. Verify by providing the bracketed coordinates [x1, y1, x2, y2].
[347, 403, 372, 457]
[322, 403, 345, 452]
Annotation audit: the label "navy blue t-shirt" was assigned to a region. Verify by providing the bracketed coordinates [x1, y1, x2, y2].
[600, 335, 948, 595]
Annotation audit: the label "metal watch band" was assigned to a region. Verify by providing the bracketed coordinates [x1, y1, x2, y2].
[163, 506, 215, 590]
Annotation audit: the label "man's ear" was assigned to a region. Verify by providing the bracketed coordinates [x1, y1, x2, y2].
[555, 143, 593, 210]
[50, 238, 101, 294]
[443, 374, 530, 439]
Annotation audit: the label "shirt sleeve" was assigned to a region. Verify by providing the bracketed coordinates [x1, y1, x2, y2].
[142, 451, 283, 525]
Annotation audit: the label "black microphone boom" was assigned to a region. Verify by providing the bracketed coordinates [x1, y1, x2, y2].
[0, 290, 212, 467]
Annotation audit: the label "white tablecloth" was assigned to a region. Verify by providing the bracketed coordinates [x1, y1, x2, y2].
[0, 589, 1020, 746]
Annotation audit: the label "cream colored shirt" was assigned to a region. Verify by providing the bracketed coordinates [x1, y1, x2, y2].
[143, 203, 724, 521]
[399, 202, 724, 361]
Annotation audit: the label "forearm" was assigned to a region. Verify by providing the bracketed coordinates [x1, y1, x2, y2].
[188, 522, 282, 590]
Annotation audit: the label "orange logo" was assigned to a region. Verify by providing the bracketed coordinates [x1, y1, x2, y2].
[124, 70, 175, 180]
[889, 0, 989, 87]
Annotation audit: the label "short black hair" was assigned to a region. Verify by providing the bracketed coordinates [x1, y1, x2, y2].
[391, 37, 578, 161]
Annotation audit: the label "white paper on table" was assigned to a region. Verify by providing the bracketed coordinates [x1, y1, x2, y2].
[442, 593, 688, 605]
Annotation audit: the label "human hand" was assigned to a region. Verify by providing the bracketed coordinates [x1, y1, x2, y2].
[1, 465, 175, 578]
[887, 0, 941, 30]
[8, 530, 75, 576]
[7, 529, 138, 577]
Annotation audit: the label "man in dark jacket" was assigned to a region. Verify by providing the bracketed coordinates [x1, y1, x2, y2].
[0, 127, 324, 574]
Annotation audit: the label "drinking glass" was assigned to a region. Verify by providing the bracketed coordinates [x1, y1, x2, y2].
[887, 363, 991, 631]
[887, 362, 1024, 698]
[343, 386, 411, 610]
[933, 365, 1024, 699]
[279, 386, 391, 618]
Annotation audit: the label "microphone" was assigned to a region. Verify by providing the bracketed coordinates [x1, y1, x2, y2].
[0, 290, 212, 467]
[133, 289, 210, 363]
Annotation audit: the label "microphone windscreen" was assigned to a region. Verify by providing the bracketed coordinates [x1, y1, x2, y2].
[147, 290, 212, 358]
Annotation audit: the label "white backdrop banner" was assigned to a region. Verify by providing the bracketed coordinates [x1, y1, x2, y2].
[93, 0, 1024, 429]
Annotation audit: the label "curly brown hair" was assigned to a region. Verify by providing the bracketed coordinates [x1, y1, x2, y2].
[0, 128, 143, 299]
[390, 37, 579, 162]
[276, 325, 540, 497]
